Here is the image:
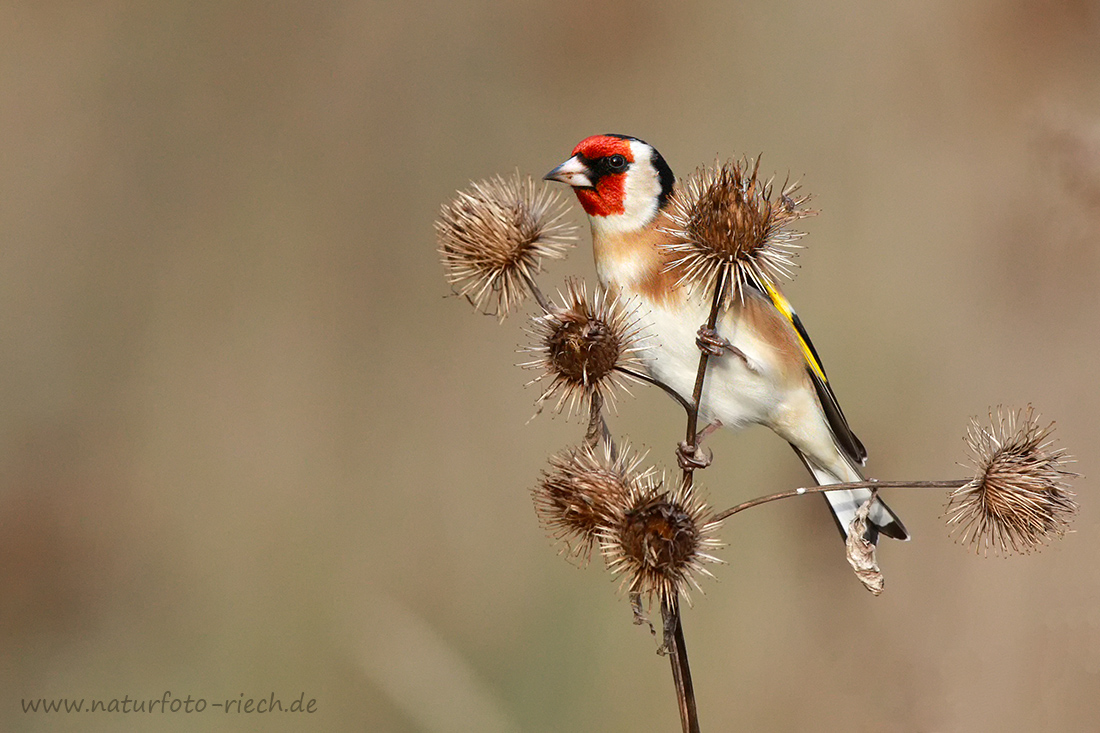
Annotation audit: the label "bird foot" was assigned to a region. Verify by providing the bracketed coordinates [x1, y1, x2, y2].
[676, 441, 712, 470]
[695, 326, 748, 363]
[695, 326, 728, 355]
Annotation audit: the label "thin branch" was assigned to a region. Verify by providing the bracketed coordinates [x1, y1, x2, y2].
[584, 391, 609, 450]
[713, 479, 968, 523]
[520, 269, 552, 313]
[662, 598, 701, 733]
[683, 263, 730, 488]
[652, 263, 730, 733]
[615, 367, 695, 415]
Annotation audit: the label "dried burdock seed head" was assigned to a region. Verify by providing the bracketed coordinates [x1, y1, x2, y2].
[521, 279, 648, 417]
[659, 157, 814, 298]
[946, 405, 1078, 555]
[533, 440, 652, 564]
[600, 475, 723, 607]
[437, 173, 577, 319]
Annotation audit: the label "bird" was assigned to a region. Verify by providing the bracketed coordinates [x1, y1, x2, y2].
[544, 133, 908, 544]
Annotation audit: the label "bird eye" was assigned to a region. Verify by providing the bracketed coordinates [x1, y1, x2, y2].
[607, 154, 627, 171]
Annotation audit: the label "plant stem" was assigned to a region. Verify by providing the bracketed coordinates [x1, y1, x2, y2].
[521, 270, 552, 313]
[615, 367, 694, 414]
[683, 264, 730, 488]
[655, 262, 730, 733]
[663, 598, 701, 733]
[713, 479, 968, 523]
[584, 391, 609, 450]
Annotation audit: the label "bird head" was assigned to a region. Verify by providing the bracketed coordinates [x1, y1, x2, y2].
[544, 134, 674, 235]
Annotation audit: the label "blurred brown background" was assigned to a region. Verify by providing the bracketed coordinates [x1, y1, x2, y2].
[2, 2, 1098, 731]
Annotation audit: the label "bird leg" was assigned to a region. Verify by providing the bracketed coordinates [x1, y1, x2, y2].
[675, 420, 723, 470]
[696, 420, 723, 443]
[695, 325, 749, 364]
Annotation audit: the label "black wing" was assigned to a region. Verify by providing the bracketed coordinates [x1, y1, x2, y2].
[755, 278, 867, 466]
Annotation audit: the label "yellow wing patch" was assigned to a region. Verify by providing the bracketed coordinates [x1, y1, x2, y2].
[760, 278, 827, 383]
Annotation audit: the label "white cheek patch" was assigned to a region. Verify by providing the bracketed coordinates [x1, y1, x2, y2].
[589, 140, 663, 237]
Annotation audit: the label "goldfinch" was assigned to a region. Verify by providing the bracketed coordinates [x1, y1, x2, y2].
[545, 134, 908, 543]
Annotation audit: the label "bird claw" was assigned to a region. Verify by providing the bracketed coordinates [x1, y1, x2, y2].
[695, 326, 728, 356]
[695, 326, 748, 363]
[676, 441, 712, 470]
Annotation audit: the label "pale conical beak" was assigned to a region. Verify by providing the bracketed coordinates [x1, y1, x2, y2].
[543, 155, 594, 188]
